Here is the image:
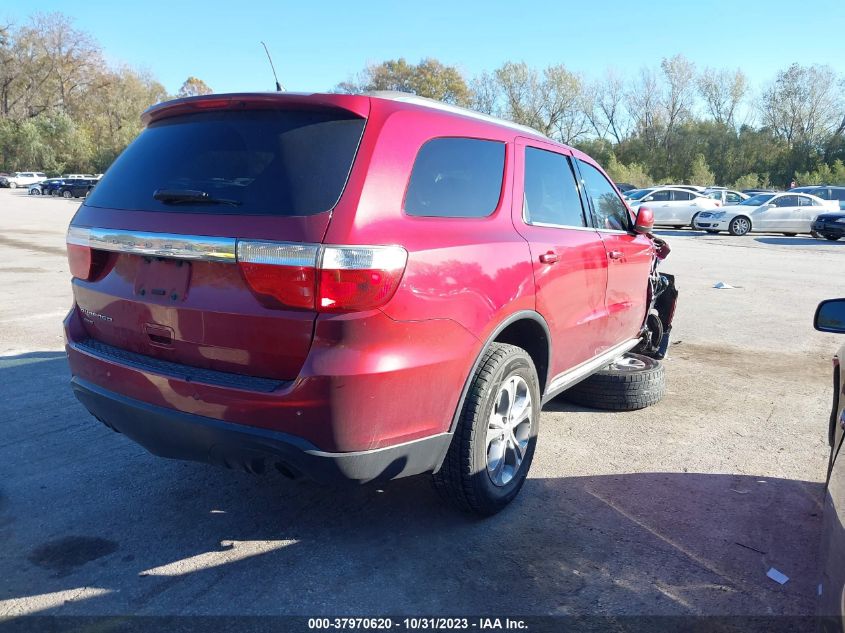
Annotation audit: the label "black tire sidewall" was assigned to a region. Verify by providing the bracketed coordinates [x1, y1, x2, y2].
[469, 352, 540, 512]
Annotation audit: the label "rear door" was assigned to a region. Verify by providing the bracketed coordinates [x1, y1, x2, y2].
[575, 158, 653, 347]
[513, 139, 610, 374]
[70, 104, 367, 380]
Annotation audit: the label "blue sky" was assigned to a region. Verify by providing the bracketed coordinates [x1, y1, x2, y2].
[3, 0, 843, 96]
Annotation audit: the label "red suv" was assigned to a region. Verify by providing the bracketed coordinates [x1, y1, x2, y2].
[65, 92, 676, 514]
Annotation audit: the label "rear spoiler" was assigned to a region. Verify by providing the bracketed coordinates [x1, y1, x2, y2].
[141, 92, 371, 126]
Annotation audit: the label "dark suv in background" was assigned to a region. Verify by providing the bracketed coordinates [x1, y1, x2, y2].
[58, 178, 97, 199]
[64, 92, 676, 514]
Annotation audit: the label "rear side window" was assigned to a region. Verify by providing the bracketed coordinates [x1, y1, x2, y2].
[523, 147, 585, 227]
[86, 109, 366, 216]
[672, 190, 693, 201]
[577, 160, 631, 231]
[404, 138, 505, 218]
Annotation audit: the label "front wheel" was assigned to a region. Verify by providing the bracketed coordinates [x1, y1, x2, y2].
[62, 190, 72, 198]
[823, 234, 841, 241]
[9, 182, 17, 189]
[30, 189, 41, 196]
[433, 343, 540, 516]
[729, 216, 751, 236]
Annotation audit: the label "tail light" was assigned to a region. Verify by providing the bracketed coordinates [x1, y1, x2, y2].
[66, 226, 110, 280]
[237, 241, 407, 313]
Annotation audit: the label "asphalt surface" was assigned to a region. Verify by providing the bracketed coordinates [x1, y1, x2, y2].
[0, 188, 843, 618]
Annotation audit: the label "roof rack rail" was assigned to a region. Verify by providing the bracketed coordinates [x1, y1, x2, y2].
[364, 90, 549, 140]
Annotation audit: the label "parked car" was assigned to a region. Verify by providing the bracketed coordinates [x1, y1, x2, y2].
[0, 171, 46, 188]
[614, 182, 636, 193]
[704, 188, 748, 206]
[815, 299, 845, 632]
[740, 188, 776, 196]
[791, 185, 845, 211]
[64, 92, 677, 515]
[813, 212, 845, 241]
[693, 192, 837, 235]
[28, 178, 65, 196]
[625, 186, 719, 228]
[57, 179, 97, 198]
[661, 184, 707, 193]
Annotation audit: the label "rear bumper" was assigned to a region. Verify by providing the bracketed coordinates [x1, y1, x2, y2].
[72, 377, 451, 484]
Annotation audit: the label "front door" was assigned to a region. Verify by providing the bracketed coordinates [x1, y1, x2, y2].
[575, 158, 654, 347]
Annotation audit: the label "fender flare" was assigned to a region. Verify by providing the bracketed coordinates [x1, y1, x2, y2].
[431, 310, 552, 472]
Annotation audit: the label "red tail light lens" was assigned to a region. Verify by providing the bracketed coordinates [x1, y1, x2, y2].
[66, 226, 110, 280]
[237, 242, 320, 309]
[237, 241, 407, 313]
[318, 246, 407, 312]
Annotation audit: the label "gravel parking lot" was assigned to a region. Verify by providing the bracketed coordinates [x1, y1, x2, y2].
[0, 187, 843, 619]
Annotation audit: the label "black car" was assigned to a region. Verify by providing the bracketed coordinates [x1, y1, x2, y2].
[791, 185, 845, 211]
[741, 188, 776, 196]
[816, 299, 845, 631]
[813, 212, 845, 241]
[614, 182, 637, 193]
[57, 179, 96, 199]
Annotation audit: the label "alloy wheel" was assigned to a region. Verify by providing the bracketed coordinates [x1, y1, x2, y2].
[486, 375, 532, 487]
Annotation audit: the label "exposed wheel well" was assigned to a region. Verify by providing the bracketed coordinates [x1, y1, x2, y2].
[493, 318, 549, 393]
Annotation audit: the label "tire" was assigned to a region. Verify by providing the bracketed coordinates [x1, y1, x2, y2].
[62, 190, 72, 198]
[9, 182, 16, 189]
[823, 234, 841, 242]
[782, 233, 797, 237]
[433, 343, 540, 516]
[690, 212, 700, 228]
[705, 230, 720, 234]
[728, 216, 751, 236]
[30, 189, 41, 196]
[673, 225, 684, 229]
[563, 353, 665, 411]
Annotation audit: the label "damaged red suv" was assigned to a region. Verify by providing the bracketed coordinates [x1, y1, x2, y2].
[65, 92, 676, 514]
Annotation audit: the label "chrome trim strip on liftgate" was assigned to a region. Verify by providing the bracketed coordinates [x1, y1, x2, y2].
[542, 338, 640, 403]
[87, 228, 237, 263]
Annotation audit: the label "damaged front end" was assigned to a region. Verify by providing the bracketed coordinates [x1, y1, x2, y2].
[634, 236, 678, 360]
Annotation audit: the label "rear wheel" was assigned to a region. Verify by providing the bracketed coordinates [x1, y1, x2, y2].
[433, 343, 540, 516]
[728, 216, 751, 236]
[563, 353, 665, 411]
[823, 234, 841, 241]
[690, 212, 701, 228]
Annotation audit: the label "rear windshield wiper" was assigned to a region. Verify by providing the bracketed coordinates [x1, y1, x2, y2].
[153, 189, 241, 207]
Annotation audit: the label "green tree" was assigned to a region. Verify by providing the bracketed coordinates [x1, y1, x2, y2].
[177, 76, 212, 98]
[335, 58, 471, 106]
[689, 154, 715, 186]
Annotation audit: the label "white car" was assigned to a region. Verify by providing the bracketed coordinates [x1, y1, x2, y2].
[625, 186, 720, 228]
[704, 188, 748, 205]
[2, 171, 46, 188]
[693, 192, 838, 236]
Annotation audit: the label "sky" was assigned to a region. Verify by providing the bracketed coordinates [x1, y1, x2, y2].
[3, 0, 843, 96]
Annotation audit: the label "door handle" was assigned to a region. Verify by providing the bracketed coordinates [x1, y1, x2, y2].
[608, 250, 624, 260]
[539, 252, 559, 264]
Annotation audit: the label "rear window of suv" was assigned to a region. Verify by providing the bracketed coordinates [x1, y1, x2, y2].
[86, 109, 366, 216]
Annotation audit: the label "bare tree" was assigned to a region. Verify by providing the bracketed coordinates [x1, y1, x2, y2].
[660, 54, 696, 145]
[582, 69, 631, 143]
[760, 63, 842, 147]
[626, 67, 664, 150]
[698, 68, 747, 127]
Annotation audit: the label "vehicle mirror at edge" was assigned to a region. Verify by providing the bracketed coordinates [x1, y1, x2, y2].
[815, 299, 845, 334]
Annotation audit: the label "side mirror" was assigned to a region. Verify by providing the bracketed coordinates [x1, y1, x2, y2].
[815, 299, 845, 333]
[766, 203, 776, 208]
[643, 196, 654, 202]
[633, 206, 654, 234]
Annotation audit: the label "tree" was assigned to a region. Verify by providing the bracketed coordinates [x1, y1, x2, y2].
[335, 58, 471, 106]
[582, 69, 631, 143]
[603, 153, 652, 188]
[689, 154, 715, 186]
[760, 63, 842, 149]
[177, 76, 212, 98]
[698, 68, 747, 128]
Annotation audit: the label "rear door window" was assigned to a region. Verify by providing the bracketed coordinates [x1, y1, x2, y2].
[522, 147, 586, 227]
[404, 138, 505, 218]
[86, 109, 366, 216]
[671, 190, 693, 201]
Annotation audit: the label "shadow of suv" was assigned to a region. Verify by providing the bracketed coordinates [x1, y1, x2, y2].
[65, 92, 676, 514]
